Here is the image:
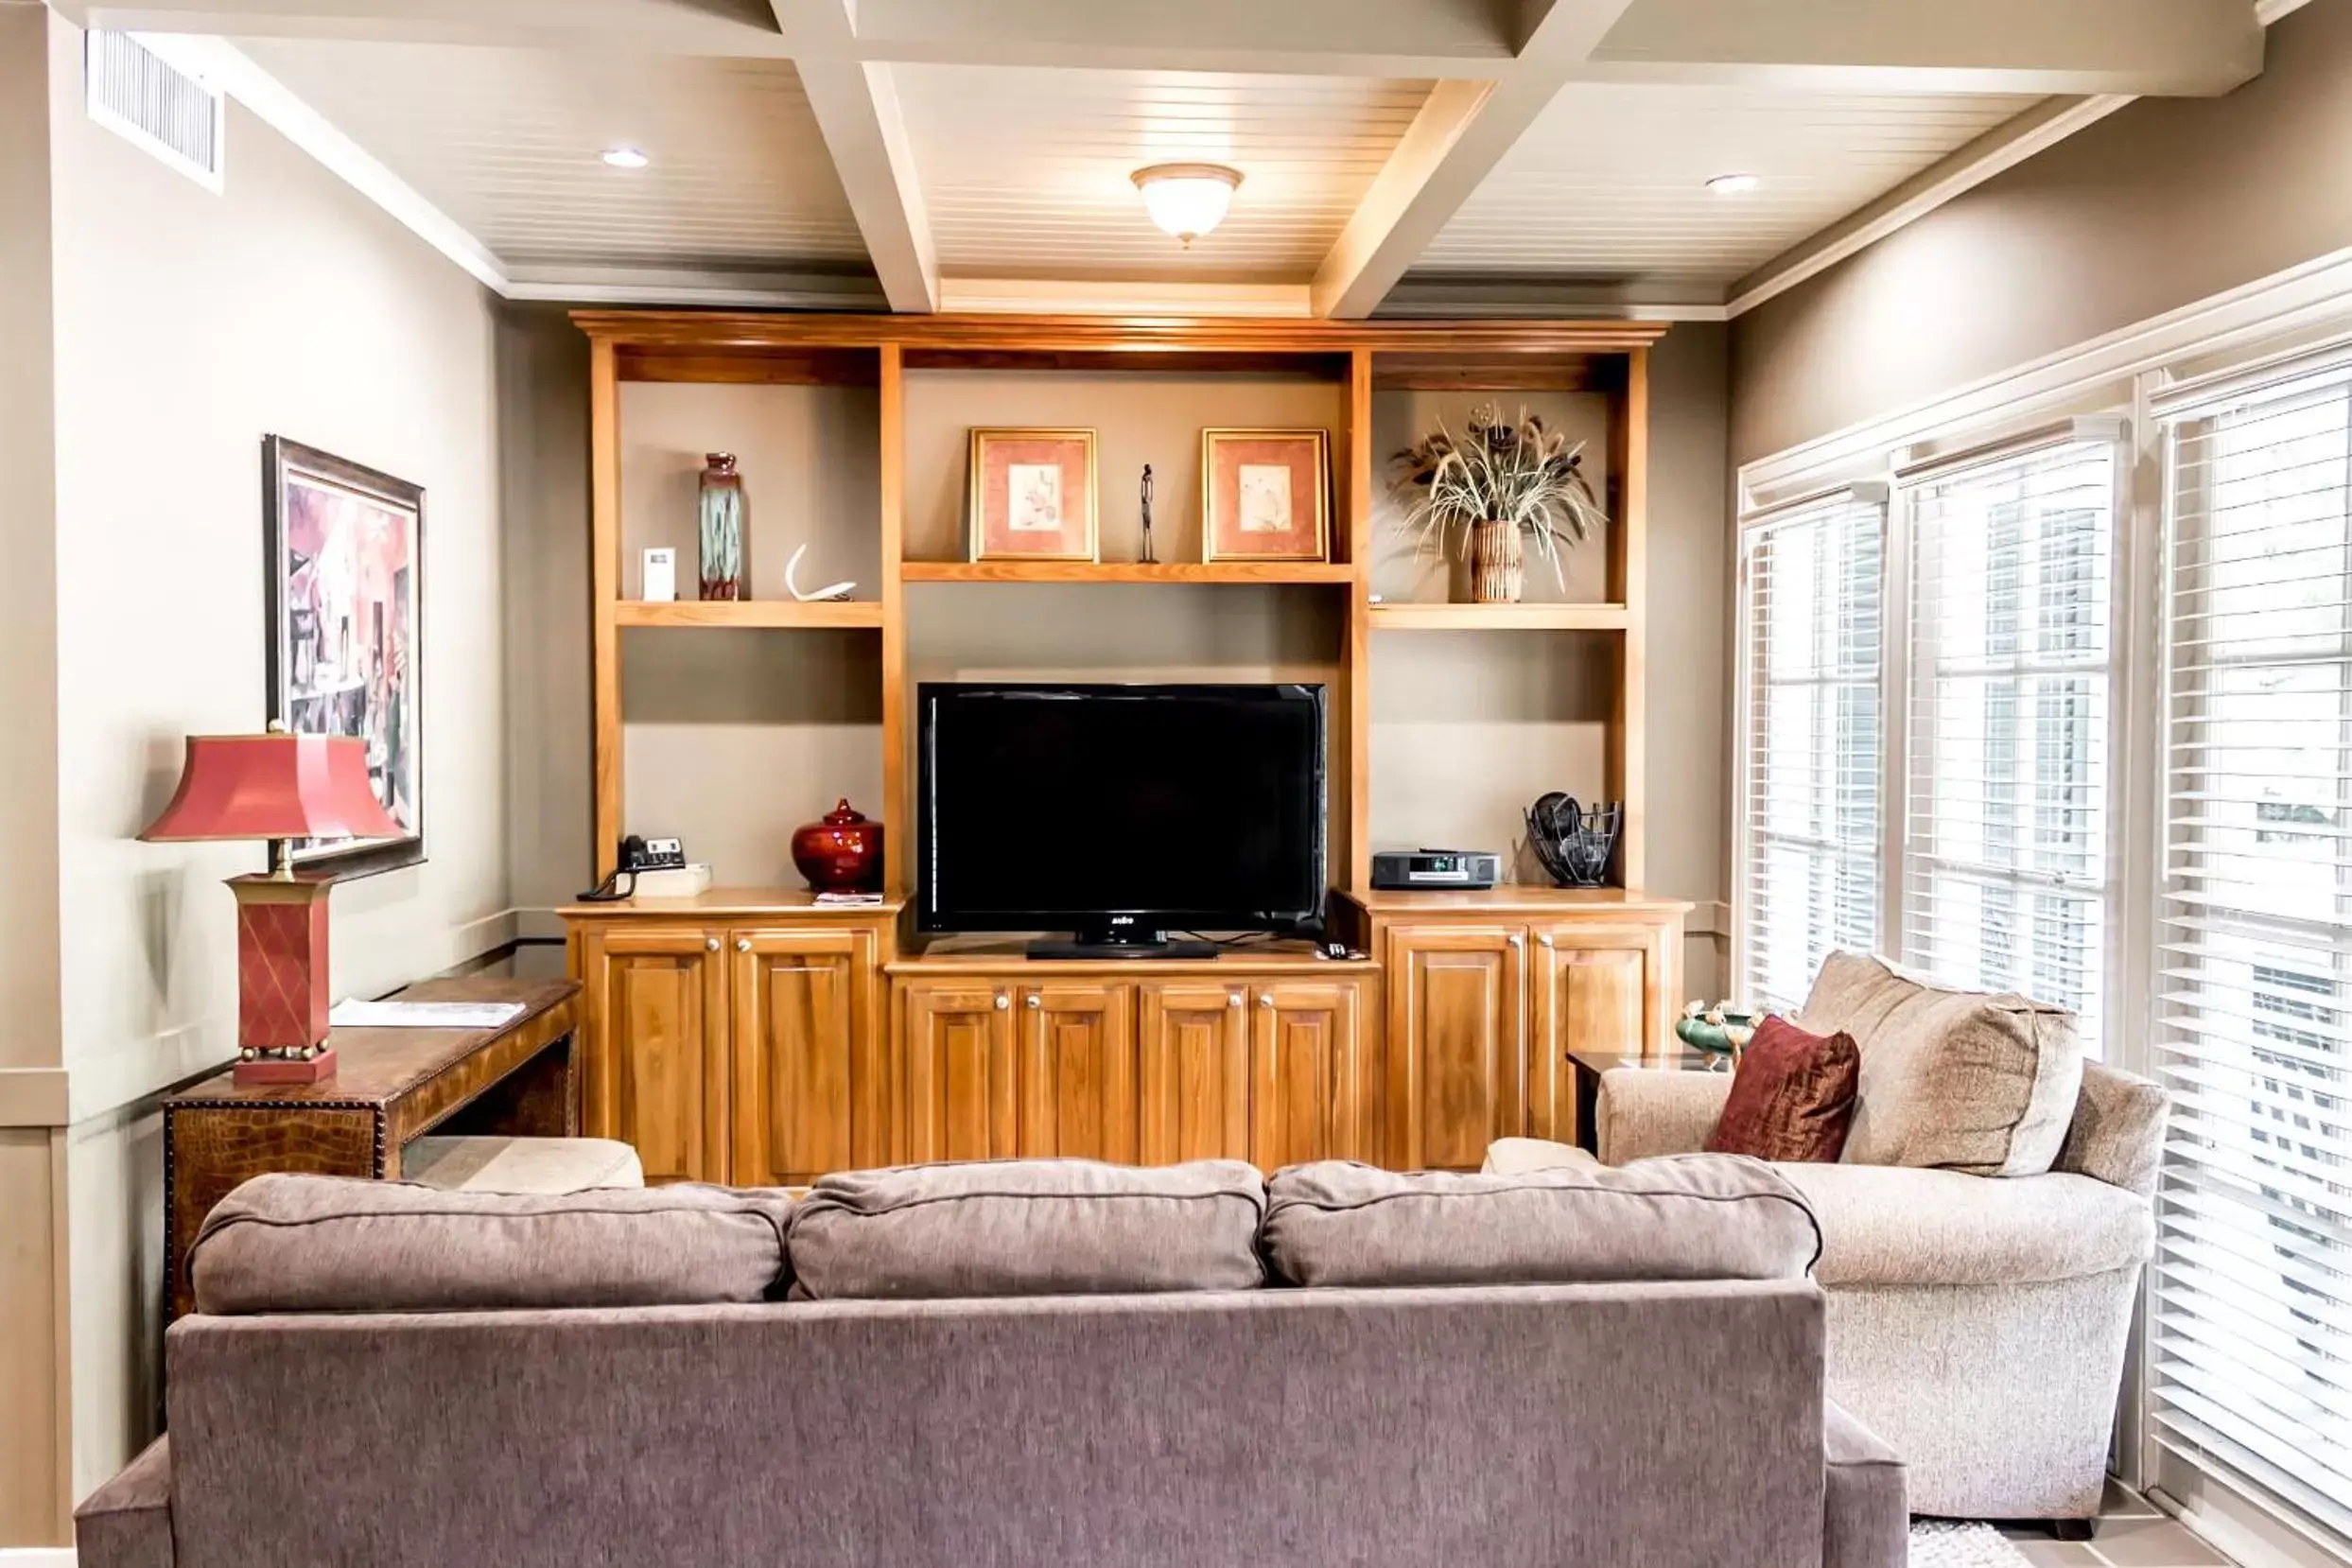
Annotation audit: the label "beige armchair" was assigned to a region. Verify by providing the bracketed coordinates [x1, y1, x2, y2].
[1599, 1058, 2167, 1522]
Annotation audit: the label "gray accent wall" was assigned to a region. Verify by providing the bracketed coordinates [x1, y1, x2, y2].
[1731, 0, 2352, 467]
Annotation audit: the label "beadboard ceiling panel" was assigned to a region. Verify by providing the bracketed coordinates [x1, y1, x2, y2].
[1414, 82, 2040, 287]
[235, 40, 868, 271]
[894, 65, 1434, 281]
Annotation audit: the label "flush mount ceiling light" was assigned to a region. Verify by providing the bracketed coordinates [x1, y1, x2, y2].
[601, 146, 651, 169]
[1706, 172, 1761, 194]
[1131, 163, 1243, 246]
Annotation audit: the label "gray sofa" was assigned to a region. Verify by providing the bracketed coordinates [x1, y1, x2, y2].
[1598, 953, 2169, 1523]
[79, 1157, 1908, 1568]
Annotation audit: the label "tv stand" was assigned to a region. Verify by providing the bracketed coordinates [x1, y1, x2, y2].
[1024, 934, 1219, 961]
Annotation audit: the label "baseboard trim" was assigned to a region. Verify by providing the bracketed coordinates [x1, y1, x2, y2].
[0, 1547, 78, 1565]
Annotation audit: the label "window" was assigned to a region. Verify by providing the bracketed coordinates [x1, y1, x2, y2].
[1900, 440, 2117, 1047]
[2151, 356, 2352, 1534]
[1736, 489, 1885, 1012]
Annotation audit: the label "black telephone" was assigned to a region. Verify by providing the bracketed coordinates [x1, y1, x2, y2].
[576, 835, 688, 901]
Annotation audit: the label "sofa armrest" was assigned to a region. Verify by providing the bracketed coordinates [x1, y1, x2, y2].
[1595, 1070, 1733, 1163]
[2056, 1062, 2170, 1197]
[1823, 1402, 1908, 1568]
[76, 1436, 172, 1568]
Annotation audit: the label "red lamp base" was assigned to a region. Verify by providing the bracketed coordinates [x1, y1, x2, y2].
[229, 871, 336, 1087]
[234, 1045, 339, 1087]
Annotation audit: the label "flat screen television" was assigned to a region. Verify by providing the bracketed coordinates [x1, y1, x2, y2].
[917, 682, 1327, 954]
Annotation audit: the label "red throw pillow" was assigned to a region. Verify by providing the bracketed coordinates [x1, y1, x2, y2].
[1705, 1016, 1860, 1163]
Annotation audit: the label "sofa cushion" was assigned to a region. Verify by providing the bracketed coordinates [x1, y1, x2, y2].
[189, 1174, 794, 1314]
[1802, 950, 2083, 1176]
[1480, 1137, 1603, 1176]
[1707, 1016, 1860, 1162]
[1262, 1156, 1821, 1288]
[787, 1159, 1265, 1299]
[1774, 1162, 2154, 1286]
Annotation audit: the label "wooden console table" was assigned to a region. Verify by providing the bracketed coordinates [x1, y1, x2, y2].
[163, 976, 581, 1320]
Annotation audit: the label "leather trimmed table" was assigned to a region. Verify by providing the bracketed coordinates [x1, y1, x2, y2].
[163, 976, 581, 1320]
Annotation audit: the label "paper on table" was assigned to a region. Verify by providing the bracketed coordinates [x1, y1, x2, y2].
[326, 1000, 528, 1030]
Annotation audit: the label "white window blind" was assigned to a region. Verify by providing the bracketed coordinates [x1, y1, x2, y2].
[2152, 354, 2352, 1539]
[1901, 438, 2117, 1050]
[1738, 491, 1885, 1013]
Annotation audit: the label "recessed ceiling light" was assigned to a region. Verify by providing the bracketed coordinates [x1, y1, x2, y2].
[1131, 163, 1243, 246]
[1707, 172, 1761, 194]
[601, 146, 650, 169]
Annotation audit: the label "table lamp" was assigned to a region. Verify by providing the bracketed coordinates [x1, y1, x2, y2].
[140, 724, 404, 1086]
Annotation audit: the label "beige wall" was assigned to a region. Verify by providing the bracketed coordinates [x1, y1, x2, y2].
[1730, 0, 2352, 465]
[14, 13, 519, 1528]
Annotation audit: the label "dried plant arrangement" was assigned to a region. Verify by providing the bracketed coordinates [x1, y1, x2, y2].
[1391, 403, 1608, 601]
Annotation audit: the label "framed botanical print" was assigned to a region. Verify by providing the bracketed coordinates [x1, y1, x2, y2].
[1201, 428, 1330, 562]
[263, 435, 426, 879]
[968, 427, 1098, 562]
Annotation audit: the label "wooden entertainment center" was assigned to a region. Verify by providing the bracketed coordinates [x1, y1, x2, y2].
[562, 311, 1687, 1181]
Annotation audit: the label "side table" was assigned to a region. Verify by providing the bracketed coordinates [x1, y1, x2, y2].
[1566, 1045, 1732, 1156]
[164, 976, 581, 1320]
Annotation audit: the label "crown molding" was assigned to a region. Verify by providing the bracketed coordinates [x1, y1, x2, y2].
[1727, 94, 2135, 319]
[131, 31, 507, 292]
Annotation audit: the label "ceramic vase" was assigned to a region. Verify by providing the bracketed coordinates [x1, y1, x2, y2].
[1467, 518, 1524, 603]
[791, 798, 882, 892]
[698, 452, 746, 601]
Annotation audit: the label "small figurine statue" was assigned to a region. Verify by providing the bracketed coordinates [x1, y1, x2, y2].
[1140, 463, 1157, 564]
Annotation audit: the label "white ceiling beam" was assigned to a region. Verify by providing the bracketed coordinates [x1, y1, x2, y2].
[1587, 0, 2262, 96]
[769, 0, 937, 312]
[1725, 95, 2136, 319]
[73, 0, 798, 53]
[1308, 0, 1641, 320]
[841, 0, 1520, 77]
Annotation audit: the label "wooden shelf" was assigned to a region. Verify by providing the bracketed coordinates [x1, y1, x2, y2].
[1368, 601, 1629, 631]
[901, 561, 1358, 585]
[614, 600, 883, 630]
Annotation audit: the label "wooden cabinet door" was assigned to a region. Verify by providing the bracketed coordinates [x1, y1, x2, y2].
[1137, 982, 1250, 1165]
[729, 928, 880, 1186]
[1014, 982, 1139, 1161]
[579, 924, 728, 1183]
[1249, 979, 1373, 1172]
[1385, 926, 1526, 1170]
[1528, 925, 1672, 1143]
[899, 980, 1017, 1163]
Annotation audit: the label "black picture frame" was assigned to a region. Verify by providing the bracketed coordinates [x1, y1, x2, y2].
[262, 435, 427, 880]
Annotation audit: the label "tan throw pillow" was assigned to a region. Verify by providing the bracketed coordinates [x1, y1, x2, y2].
[788, 1158, 1265, 1299]
[1800, 951, 2083, 1176]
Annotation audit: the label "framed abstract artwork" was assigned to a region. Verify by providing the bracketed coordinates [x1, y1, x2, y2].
[968, 427, 1098, 562]
[1201, 428, 1330, 562]
[262, 435, 425, 879]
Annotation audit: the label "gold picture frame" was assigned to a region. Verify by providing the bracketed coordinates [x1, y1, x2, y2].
[967, 427, 1099, 562]
[1200, 427, 1331, 563]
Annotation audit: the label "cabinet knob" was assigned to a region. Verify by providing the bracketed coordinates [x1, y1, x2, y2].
[1537, 933, 1555, 949]
[1260, 994, 1276, 1009]
[1508, 932, 1525, 949]
[1025, 993, 1041, 1009]
[705, 936, 720, 952]
[736, 937, 752, 952]
[994, 993, 1010, 1011]
[1228, 992, 1243, 1007]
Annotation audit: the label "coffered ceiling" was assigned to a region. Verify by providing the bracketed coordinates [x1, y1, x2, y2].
[71, 0, 2274, 318]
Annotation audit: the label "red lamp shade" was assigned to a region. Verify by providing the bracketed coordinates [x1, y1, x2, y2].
[139, 730, 402, 1087]
[140, 732, 401, 844]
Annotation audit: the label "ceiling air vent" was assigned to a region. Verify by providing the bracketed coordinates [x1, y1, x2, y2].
[85, 30, 224, 192]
